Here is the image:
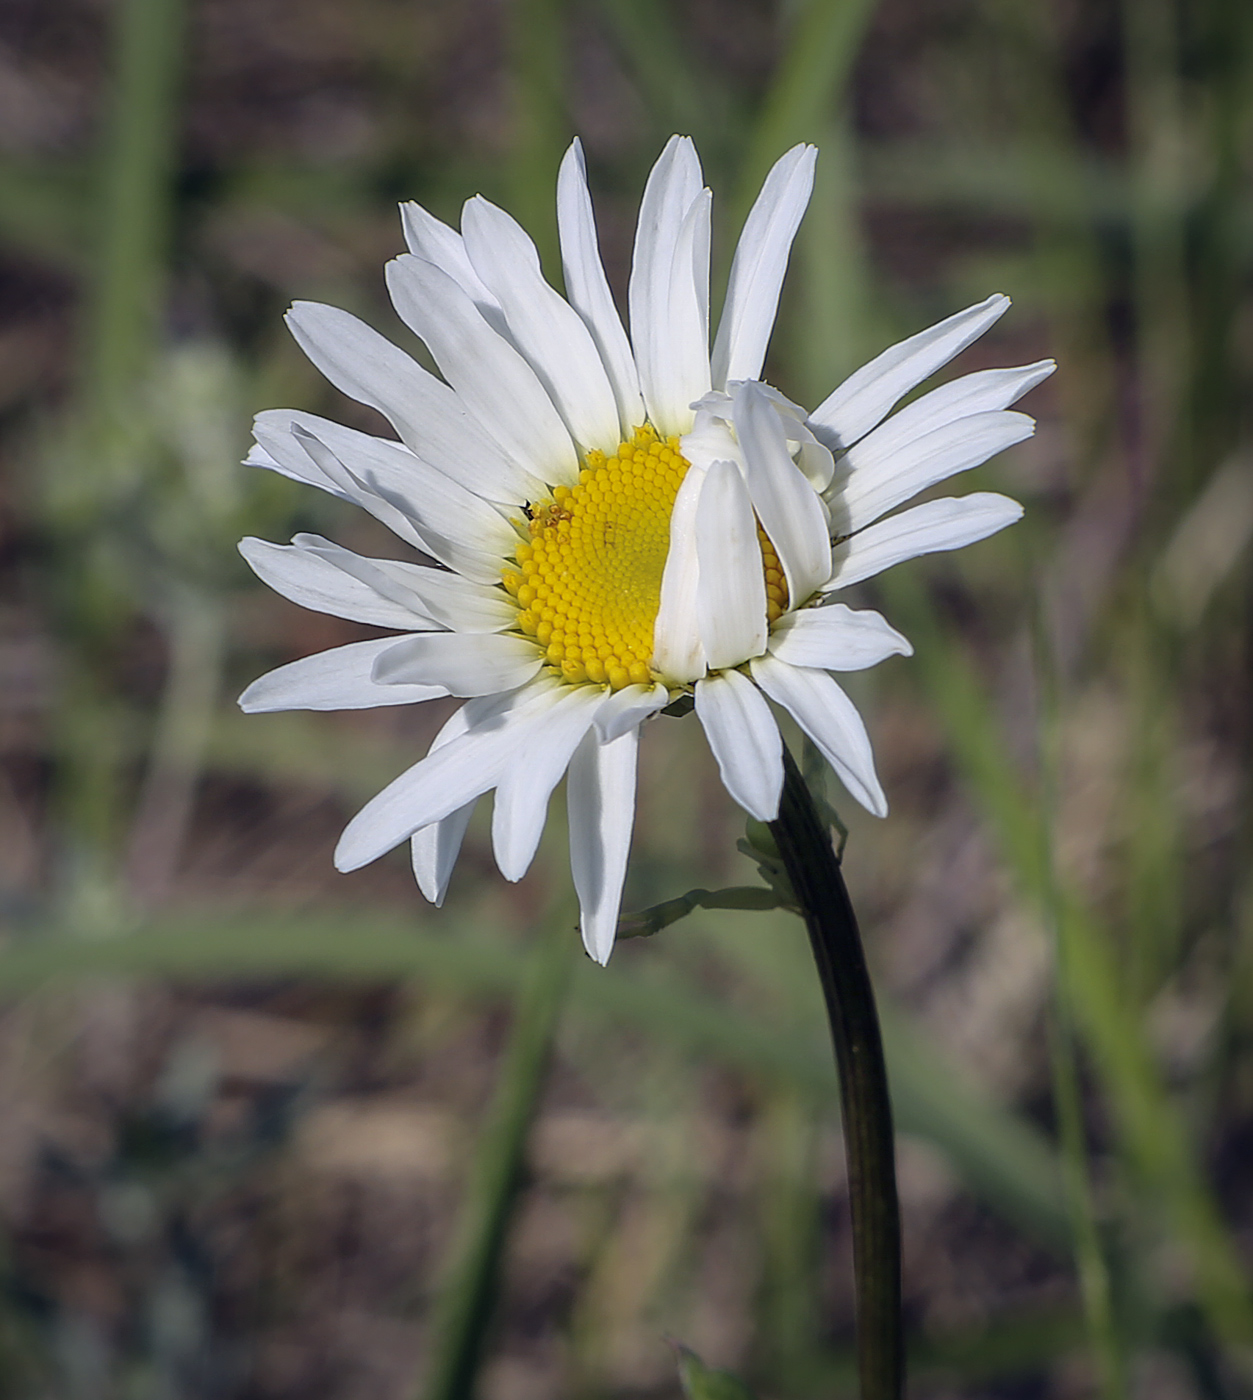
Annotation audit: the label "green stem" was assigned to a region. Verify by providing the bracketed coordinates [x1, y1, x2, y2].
[767, 746, 903, 1400]
[422, 910, 574, 1400]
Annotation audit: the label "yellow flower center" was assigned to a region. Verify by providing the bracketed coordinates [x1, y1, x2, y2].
[501, 423, 790, 690]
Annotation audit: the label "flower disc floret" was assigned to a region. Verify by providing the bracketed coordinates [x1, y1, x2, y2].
[504, 425, 688, 690]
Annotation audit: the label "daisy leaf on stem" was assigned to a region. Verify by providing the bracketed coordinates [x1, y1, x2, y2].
[768, 745, 904, 1400]
[615, 885, 787, 941]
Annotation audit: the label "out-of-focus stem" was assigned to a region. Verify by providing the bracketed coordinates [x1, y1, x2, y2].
[768, 746, 903, 1400]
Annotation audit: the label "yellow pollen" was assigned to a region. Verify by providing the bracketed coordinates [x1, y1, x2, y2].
[502, 424, 791, 687]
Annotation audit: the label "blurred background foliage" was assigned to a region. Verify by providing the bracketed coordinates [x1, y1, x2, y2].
[0, 0, 1249, 1396]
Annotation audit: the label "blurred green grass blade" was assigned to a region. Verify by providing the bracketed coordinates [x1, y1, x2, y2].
[677, 1346, 757, 1400]
[884, 570, 1253, 1347]
[86, 0, 187, 418]
[422, 911, 575, 1400]
[735, 0, 879, 223]
[0, 910, 1067, 1250]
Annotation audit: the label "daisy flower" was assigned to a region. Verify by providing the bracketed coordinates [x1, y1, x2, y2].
[239, 136, 1052, 964]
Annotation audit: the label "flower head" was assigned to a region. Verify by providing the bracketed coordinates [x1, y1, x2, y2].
[240, 136, 1052, 963]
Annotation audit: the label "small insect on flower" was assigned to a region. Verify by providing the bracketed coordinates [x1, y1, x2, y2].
[239, 136, 1052, 964]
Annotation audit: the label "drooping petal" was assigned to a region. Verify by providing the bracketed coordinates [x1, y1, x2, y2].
[594, 683, 668, 743]
[695, 460, 768, 670]
[711, 144, 817, 389]
[556, 139, 646, 438]
[651, 461, 709, 683]
[239, 638, 447, 713]
[461, 195, 622, 454]
[694, 669, 784, 821]
[835, 410, 1035, 533]
[334, 683, 561, 872]
[567, 727, 639, 965]
[411, 803, 476, 907]
[750, 655, 887, 817]
[251, 411, 517, 584]
[491, 686, 604, 881]
[808, 294, 1011, 450]
[399, 201, 510, 339]
[824, 493, 1023, 592]
[284, 301, 535, 504]
[373, 632, 542, 697]
[628, 137, 711, 436]
[386, 255, 580, 487]
[767, 603, 912, 671]
[239, 537, 436, 630]
[733, 382, 833, 603]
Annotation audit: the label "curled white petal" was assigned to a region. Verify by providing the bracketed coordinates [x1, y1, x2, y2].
[594, 683, 668, 743]
[651, 461, 709, 683]
[240, 638, 447, 713]
[767, 603, 912, 671]
[695, 460, 768, 670]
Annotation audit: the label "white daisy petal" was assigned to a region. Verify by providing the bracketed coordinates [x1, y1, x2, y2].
[733, 382, 833, 602]
[629, 137, 711, 436]
[491, 687, 604, 881]
[711, 144, 817, 389]
[411, 802, 476, 907]
[252, 410, 517, 584]
[696, 460, 768, 670]
[399, 201, 511, 338]
[568, 727, 639, 965]
[767, 603, 912, 671]
[373, 632, 542, 697]
[836, 410, 1035, 533]
[808, 293, 1011, 450]
[750, 654, 887, 817]
[334, 684, 561, 872]
[694, 669, 784, 821]
[594, 683, 668, 743]
[284, 301, 532, 504]
[239, 537, 435, 630]
[556, 139, 647, 437]
[844, 360, 1055, 466]
[386, 255, 579, 488]
[239, 638, 447, 713]
[462, 195, 621, 454]
[824, 492, 1024, 592]
[652, 461, 709, 683]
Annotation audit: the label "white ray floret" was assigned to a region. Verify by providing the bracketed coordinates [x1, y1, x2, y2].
[240, 135, 1051, 964]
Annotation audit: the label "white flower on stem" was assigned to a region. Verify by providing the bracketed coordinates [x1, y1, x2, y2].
[239, 135, 1053, 965]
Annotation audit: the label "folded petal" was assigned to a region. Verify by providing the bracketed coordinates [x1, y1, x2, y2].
[386, 255, 579, 487]
[334, 683, 561, 871]
[567, 727, 639, 965]
[411, 803, 476, 907]
[696, 460, 768, 669]
[491, 686, 604, 881]
[239, 637, 446, 713]
[733, 383, 833, 603]
[694, 669, 784, 821]
[767, 603, 911, 671]
[462, 194, 621, 454]
[373, 632, 542, 697]
[651, 461, 709, 683]
[284, 301, 534, 504]
[808, 294, 1011, 450]
[824, 492, 1023, 592]
[836, 410, 1035, 533]
[628, 137, 711, 436]
[239, 537, 436, 629]
[711, 144, 816, 389]
[750, 655, 886, 817]
[556, 139, 646, 438]
[594, 682, 668, 742]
